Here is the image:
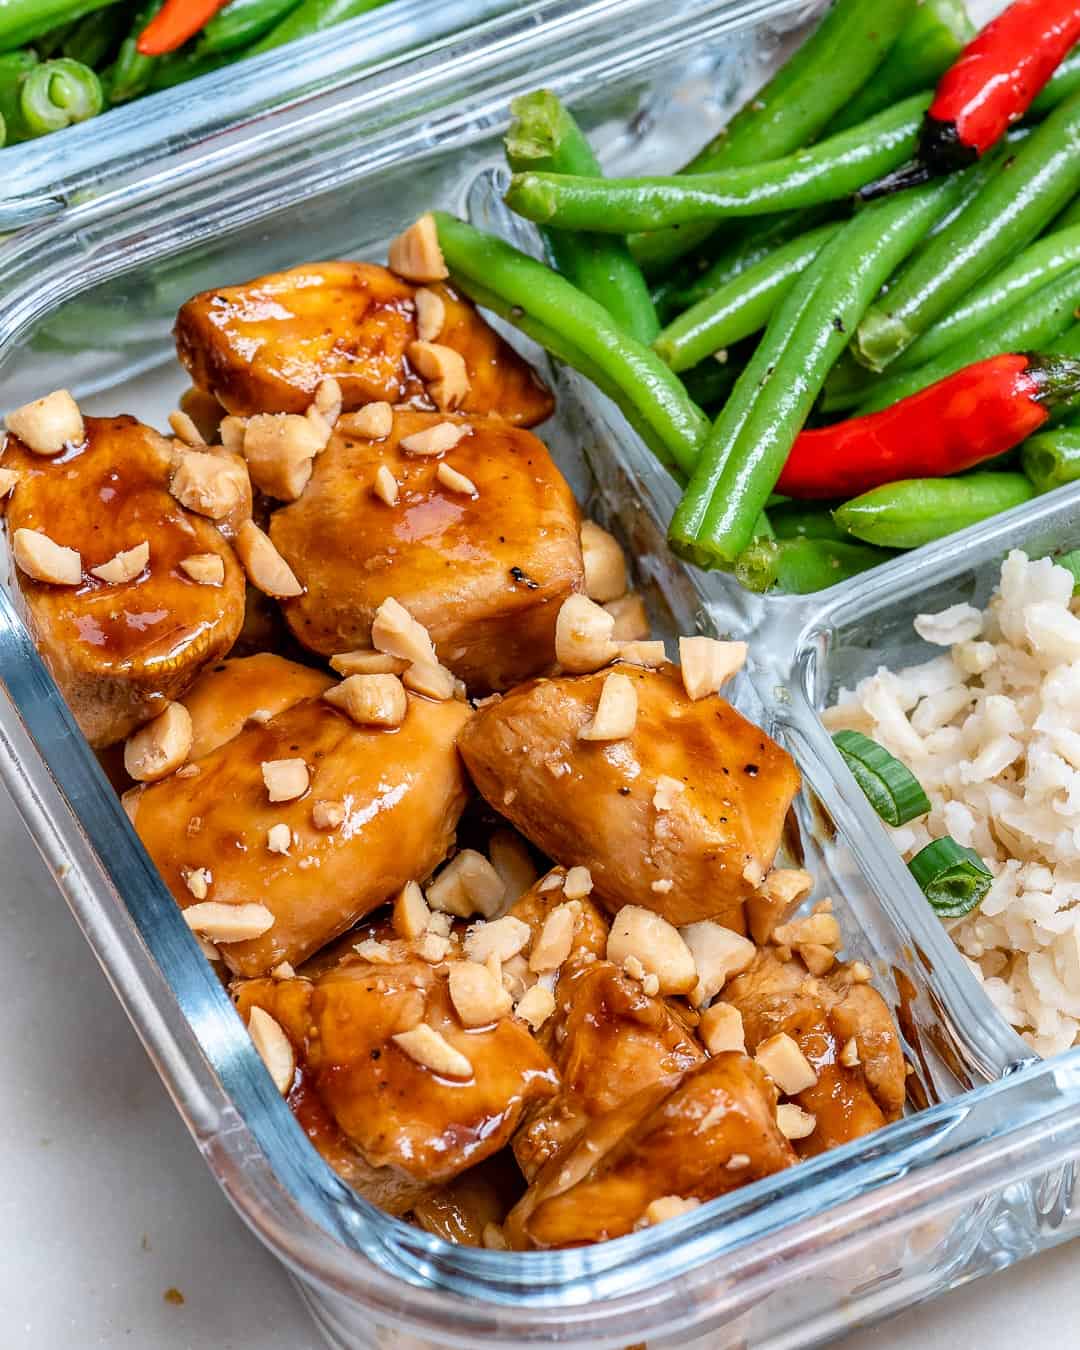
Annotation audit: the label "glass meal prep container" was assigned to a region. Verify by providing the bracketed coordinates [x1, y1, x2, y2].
[3, 0, 1080, 1344]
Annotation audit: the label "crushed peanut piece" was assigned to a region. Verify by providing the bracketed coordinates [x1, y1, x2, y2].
[311, 799, 345, 830]
[776, 1103, 817, 1141]
[271, 962, 295, 980]
[653, 776, 685, 811]
[399, 420, 467, 457]
[642, 1196, 701, 1227]
[562, 866, 593, 899]
[354, 939, 396, 964]
[183, 900, 274, 943]
[235, 519, 303, 598]
[849, 961, 873, 983]
[743, 860, 765, 888]
[0, 467, 17, 499]
[773, 912, 842, 950]
[680, 921, 756, 1008]
[427, 911, 453, 939]
[515, 983, 556, 1031]
[427, 848, 505, 920]
[482, 1224, 509, 1251]
[840, 1036, 861, 1068]
[267, 823, 292, 855]
[168, 409, 205, 446]
[416, 931, 450, 962]
[679, 636, 747, 701]
[618, 639, 666, 668]
[179, 553, 225, 586]
[392, 1023, 472, 1079]
[727, 1153, 751, 1170]
[465, 915, 531, 964]
[183, 867, 210, 900]
[605, 592, 650, 642]
[170, 449, 249, 521]
[555, 594, 618, 673]
[388, 214, 449, 283]
[242, 413, 324, 500]
[487, 830, 538, 906]
[324, 673, 407, 727]
[403, 660, 456, 701]
[343, 402, 394, 440]
[90, 540, 149, 585]
[580, 521, 627, 603]
[312, 376, 343, 428]
[371, 596, 437, 666]
[392, 880, 431, 940]
[754, 1032, 818, 1095]
[330, 648, 407, 677]
[608, 906, 696, 996]
[408, 341, 470, 411]
[578, 670, 637, 741]
[372, 464, 399, 506]
[218, 415, 245, 453]
[449, 962, 512, 1027]
[436, 460, 478, 496]
[538, 872, 563, 892]
[12, 528, 81, 585]
[797, 943, 836, 976]
[414, 287, 446, 342]
[748, 867, 815, 945]
[700, 1002, 746, 1055]
[124, 701, 193, 782]
[6, 389, 83, 455]
[195, 934, 221, 962]
[247, 1006, 295, 1094]
[261, 757, 309, 803]
[529, 903, 578, 973]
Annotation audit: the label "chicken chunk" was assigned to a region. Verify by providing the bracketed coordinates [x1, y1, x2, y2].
[458, 664, 801, 928]
[505, 1054, 796, 1248]
[125, 667, 472, 976]
[411, 1153, 523, 1246]
[234, 944, 558, 1185]
[2, 415, 246, 747]
[269, 413, 584, 692]
[724, 949, 906, 1156]
[175, 262, 553, 426]
[180, 652, 333, 759]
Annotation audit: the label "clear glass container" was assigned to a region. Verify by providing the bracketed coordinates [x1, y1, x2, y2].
[3, 2, 1080, 1346]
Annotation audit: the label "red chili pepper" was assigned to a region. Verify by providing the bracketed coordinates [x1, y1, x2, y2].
[862, 0, 1080, 199]
[777, 352, 1080, 500]
[137, 0, 231, 55]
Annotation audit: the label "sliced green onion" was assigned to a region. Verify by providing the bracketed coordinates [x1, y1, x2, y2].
[908, 837, 993, 917]
[832, 729, 931, 826]
[1053, 548, 1080, 592]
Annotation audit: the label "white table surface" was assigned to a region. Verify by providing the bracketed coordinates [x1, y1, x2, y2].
[2, 374, 1079, 1349]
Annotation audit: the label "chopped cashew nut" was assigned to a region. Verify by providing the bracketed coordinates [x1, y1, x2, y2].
[168, 409, 205, 446]
[343, 402, 394, 440]
[514, 983, 556, 1031]
[580, 521, 628, 603]
[605, 592, 650, 642]
[449, 962, 512, 1027]
[392, 1024, 472, 1079]
[578, 671, 637, 741]
[776, 1103, 817, 1140]
[313, 377, 343, 428]
[387, 214, 449, 283]
[773, 913, 842, 950]
[311, 799, 345, 830]
[555, 594, 618, 673]
[267, 823, 292, 854]
[679, 636, 747, 700]
[6, 389, 83, 455]
[399, 421, 466, 457]
[607, 906, 697, 996]
[179, 553, 225, 586]
[840, 1037, 861, 1068]
[124, 702, 193, 782]
[247, 1006, 295, 1094]
[748, 867, 815, 945]
[436, 461, 478, 496]
[529, 904, 577, 973]
[563, 866, 593, 900]
[323, 673, 407, 727]
[242, 413, 324, 500]
[754, 1033, 818, 1095]
[235, 520, 303, 598]
[183, 901, 275, 943]
[0, 467, 17, 498]
[170, 449, 249, 521]
[642, 1196, 701, 1226]
[183, 868, 210, 899]
[488, 830, 538, 905]
[679, 921, 756, 1007]
[464, 915, 531, 964]
[12, 528, 81, 585]
[653, 775, 685, 810]
[373, 464, 399, 506]
[618, 639, 666, 668]
[261, 757, 309, 803]
[415, 288, 446, 342]
[427, 849, 506, 919]
[330, 648, 408, 677]
[699, 1002, 746, 1055]
[403, 660, 456, 701]
[408, 341, 471, 411]
[90, 540, 149, 585]
[392, 880, 431, 940]
[371, 596, 437, 666]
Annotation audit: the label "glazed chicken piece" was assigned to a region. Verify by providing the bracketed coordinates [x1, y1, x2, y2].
[505, 1054, 796, 1248]
[179, 651, 333, 758]
[1, 415, 246, 747]
[125, 656, 472, 976]
[234, 939, 558, 1188]
[411, 1152, 524, 1246]
[175, 262, 553, 426]
[269, 412, 584, 692]
[458, 663, 802, 928]
[724, 949, 906, 1156]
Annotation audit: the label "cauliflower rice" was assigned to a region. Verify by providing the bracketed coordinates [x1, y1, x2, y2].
[826, 549, 1080, 1057]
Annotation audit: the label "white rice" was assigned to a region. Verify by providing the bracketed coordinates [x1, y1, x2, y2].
[826, 549, 1080, 1057]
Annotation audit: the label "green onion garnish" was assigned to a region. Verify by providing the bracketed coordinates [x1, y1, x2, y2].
[832, 729, 931, 827]
[1054, 548, 1080, 592]
[908, 837, 993, 917]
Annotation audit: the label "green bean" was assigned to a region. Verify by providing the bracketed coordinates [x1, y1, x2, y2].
[198, 0, 301, 53]
[103, 0, 161, 104]
[1031, 44, 1080, 116]
[734, 536, 892, 594]
[826, 0, 973, 134]
[147, 48, 227, 92]
[654, 221, 842, 372]
[432, 212, 709, 474]
[19, 58, 102, 136]
[0, 50, 38, 145]
[678, 357, 739, 413]
[1047, 193, 1080, 234]
[853, 90, 1080, 371]
[769, 500, 848, 544]
[631, 0, 917, 275]
[834, 474, 1036, 549]
[0, 0, 120, 51]
[1022, 425, 1080, 492]
[850, 263, 1080, 414]
[251, 0, 389, 52]
[61, 4, 127, 67]
[669, 168, 970, 568]
[505, 91, 657, 344]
